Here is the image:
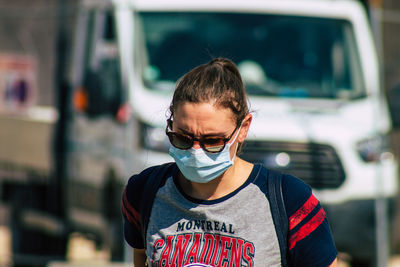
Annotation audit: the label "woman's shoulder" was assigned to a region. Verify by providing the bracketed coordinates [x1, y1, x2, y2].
[125, 165, 157, 196]
[127, 163, 176, 185]
[127, 165, 157, 184]
[253, 164, 313, 216]
[125, 163, 176, 199]
[281, 173, 313, 216]
[123, 165, 158, 207]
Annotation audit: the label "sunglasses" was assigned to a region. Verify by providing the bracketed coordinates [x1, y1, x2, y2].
[166, 119, 239, 153]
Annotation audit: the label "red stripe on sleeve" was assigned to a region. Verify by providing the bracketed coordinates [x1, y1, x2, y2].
[289, 194, 318, 230]
[121, 188, 142, 230]
[121, 201, 140, 230]
[289, 208, 326, 250]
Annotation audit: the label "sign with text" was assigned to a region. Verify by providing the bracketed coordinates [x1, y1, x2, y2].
[0, 53, 38, 113]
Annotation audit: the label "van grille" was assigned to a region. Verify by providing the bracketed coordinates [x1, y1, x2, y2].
[241, 141, 345, 189]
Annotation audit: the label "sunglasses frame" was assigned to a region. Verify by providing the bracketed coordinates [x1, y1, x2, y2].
[166, 119, 239, 153]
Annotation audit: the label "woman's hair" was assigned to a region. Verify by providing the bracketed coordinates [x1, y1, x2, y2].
[169, 58, 249, 126]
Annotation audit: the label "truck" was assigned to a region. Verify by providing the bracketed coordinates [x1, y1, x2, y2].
[0, 0, 398, 266]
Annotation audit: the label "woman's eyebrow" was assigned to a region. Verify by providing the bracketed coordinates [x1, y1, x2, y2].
[177, 127, 227, 137]
[176, 127, 193, 136]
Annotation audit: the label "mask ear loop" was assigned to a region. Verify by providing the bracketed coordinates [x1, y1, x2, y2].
[230, 123, 243, 162]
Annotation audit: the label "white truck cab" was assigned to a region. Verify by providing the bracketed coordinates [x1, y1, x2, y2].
[68, 0, 398, 264]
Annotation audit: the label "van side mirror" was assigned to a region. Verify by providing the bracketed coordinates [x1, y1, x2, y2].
[83, 70, 108, 117]
[81, 59, 123, 118]
[388, 84, 400, 129]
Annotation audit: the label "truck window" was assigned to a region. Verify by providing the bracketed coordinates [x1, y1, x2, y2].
[138, 12, 365, 100]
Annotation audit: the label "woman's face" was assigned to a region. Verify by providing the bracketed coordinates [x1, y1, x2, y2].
[172, 102, 250, 156]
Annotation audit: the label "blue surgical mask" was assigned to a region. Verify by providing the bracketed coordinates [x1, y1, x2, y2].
[169, 125, 241, 183]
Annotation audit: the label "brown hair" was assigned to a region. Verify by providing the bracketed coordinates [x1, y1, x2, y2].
[169, 58, 249, 126]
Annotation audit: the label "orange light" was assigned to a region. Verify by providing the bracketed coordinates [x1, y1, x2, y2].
[73, 87, 88, 112]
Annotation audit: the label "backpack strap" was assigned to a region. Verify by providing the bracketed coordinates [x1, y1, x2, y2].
[267, 169, 289, 267]
[140, 162, 175, 246]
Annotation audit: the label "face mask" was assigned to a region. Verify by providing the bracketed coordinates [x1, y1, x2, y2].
[169, 125, 241, 183]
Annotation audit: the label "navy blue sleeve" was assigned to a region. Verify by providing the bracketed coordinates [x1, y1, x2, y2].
[282, 174, 337, 267]
[121, 166, 155, 249]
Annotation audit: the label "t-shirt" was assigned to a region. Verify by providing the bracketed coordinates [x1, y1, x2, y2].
[122, 163, 337, 267]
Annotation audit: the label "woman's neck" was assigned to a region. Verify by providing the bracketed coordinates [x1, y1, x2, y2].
[178, 158, 254, 200]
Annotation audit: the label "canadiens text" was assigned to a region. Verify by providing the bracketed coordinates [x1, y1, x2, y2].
[151, 232, 255, 267]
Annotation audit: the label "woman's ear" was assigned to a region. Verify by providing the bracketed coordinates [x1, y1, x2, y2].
[238, 113, 252, 143]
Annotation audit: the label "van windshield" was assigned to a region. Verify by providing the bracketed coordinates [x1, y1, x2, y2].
[137, 12, 365, 99]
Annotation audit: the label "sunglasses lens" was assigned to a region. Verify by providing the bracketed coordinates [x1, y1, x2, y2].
[202, 137, 225, 153]
[168, 132, 193, 149]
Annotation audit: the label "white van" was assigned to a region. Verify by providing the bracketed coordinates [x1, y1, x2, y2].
[67, 0, 398, 265]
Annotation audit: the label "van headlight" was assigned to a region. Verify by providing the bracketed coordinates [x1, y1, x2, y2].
[356, 135, 392, 163]
[140, 122, 170, 152]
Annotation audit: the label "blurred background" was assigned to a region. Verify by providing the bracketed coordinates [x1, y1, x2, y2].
[0, 0, 400, 266]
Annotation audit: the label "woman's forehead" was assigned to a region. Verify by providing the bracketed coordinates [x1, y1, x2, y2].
[173, 102, 236, 125]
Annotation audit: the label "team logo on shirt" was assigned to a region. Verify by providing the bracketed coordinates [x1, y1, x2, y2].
[151, 232, 255, 267]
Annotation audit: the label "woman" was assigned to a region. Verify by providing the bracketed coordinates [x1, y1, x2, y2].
[122, 58, 338, 266]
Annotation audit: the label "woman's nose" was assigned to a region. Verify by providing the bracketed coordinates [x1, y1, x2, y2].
[192, 140, 202, 149]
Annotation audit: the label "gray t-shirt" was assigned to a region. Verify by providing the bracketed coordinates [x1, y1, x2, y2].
[146, 168, 281, 266]
[122, 163, 338, 267]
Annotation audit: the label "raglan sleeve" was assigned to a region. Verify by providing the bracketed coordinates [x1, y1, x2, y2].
[282, 174, 337, 267]
[121, 168, 152, 249]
